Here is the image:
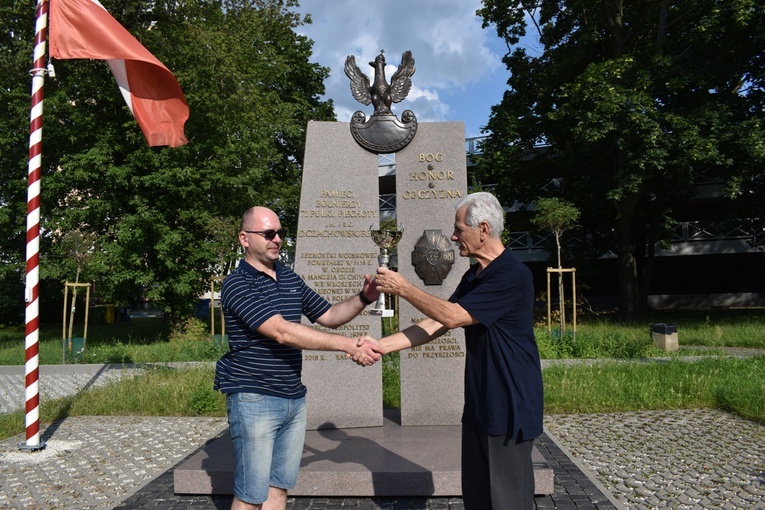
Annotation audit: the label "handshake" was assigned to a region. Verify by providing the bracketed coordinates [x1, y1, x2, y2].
[347, 335, 385, 367]
[341, 267, 413, 366]
[342, 267, 408, 367]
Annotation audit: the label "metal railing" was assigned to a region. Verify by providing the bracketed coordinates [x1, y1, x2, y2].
[466, 136, 487, 155]
[507, 221, 759, 252]
[380, 193, 396, 212]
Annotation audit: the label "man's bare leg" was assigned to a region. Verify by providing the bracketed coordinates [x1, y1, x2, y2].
[262, 487, 287, 510]
[231, 496, 259, 510]
[230, 487, 287, 510]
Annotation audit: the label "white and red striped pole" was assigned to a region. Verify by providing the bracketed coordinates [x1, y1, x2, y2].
[20, 0, 49, 452]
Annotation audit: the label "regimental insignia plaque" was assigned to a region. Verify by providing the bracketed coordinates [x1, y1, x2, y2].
[411, 230, 455, 285]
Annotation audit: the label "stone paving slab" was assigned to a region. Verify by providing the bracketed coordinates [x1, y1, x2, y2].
[0, 416, 227, 510]
[2, 409, 763, 509]
[544, 409, 765, 509]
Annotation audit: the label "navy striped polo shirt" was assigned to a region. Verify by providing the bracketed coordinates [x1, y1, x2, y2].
[213, 259, 332, 398]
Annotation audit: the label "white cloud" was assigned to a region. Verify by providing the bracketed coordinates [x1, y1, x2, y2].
[294, 0, 505, 137]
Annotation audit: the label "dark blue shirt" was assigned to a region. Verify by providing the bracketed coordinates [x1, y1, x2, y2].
[451, 249, 544, 439]
[214, 260, 332, 398]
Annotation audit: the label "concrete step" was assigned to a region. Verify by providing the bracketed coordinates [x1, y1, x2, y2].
[174, 409, 554, 497]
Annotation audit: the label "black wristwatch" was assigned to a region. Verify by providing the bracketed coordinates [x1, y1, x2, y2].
[358, 290, 373, 306]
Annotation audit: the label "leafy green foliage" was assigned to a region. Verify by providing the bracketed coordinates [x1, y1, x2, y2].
[531, 197, 580, 268]
[478, 0, 765, 320]
[0, 0, 37, 324]
[0, 0, 334, 325]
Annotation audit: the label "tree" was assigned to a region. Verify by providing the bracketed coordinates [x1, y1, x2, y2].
[477, 0, 765, 320]
[531, 197, 580, 270]
[531, 197, 579, 333]
[0, 0, 334, 326]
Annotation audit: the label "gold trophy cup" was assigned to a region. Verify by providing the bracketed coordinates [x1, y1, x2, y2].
[370, 225, 404, 317]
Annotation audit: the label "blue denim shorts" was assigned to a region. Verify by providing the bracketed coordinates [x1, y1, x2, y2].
[226, 392, 307, 505]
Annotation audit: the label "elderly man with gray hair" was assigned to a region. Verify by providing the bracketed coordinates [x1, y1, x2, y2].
[366, 191, 544, 509]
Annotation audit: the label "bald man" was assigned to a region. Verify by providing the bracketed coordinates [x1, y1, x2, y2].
[215, 206, 384, 510]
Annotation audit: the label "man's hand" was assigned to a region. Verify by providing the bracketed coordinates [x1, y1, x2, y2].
[360, 274, 381, 304]
[355, 335, 375, 348]
[348, 335, 385, 366]
[374, 267, 410, 297]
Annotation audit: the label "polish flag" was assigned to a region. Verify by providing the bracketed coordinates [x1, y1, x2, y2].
[49, 0, 189, 147]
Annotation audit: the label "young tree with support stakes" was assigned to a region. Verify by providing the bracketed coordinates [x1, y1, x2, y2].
[532, 197, 579, 335]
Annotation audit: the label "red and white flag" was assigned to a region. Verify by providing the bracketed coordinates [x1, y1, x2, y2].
[49, 0, 189, 147]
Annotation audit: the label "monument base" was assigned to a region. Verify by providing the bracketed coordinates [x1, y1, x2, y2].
[173, 409, 554, 497]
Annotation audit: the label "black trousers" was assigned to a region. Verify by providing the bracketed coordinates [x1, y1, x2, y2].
[461, 426, 535, 510]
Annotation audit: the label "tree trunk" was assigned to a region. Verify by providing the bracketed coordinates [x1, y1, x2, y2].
[639, 219, 659, 317]
[614, 197, 643, 322]
[556, 231, 565, 333]
[67, 266, 82, 347]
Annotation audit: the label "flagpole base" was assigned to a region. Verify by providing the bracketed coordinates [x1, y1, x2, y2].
[18, 440, 46, 452]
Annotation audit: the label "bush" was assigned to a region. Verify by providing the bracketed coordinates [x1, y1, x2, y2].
[169, 317, 209, 343]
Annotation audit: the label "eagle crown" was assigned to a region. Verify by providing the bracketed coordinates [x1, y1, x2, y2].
[345, 49, 416, 116]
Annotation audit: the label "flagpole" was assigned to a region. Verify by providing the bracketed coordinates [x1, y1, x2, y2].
[20, 0, 50, 452]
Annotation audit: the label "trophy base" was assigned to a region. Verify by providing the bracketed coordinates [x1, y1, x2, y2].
[370, 308, 395, 317]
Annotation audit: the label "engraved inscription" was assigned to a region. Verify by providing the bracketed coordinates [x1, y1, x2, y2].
[405, 317, 465, 359]
[299, 188, 378, 236]
[401, 152, 462, 200]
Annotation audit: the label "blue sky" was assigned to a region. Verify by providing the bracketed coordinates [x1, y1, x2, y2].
[292, 0, 519, 139]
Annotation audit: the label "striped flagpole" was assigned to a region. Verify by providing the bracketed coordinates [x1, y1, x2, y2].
[20, 0, 50, 452]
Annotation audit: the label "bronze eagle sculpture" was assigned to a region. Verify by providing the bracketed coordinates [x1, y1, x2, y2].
[345, 50, 415, 116]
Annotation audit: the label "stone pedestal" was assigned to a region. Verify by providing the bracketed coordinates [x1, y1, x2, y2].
[653, 332, 679, 351]
[173, 410, 554, 496]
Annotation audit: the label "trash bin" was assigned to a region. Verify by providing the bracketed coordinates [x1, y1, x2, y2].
[119, 307, 131, 322]
[105, 304, 116, 324]
[90, 306, 106, 325]
[651, 323, 678, 352]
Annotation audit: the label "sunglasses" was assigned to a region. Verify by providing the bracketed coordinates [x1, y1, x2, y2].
[243, 229, 285, 241]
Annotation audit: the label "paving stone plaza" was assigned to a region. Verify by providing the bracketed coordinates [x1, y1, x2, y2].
[1, 362, 764, 509]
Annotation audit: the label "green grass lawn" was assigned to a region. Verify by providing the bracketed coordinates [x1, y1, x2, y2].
[535, 308, 765, 358]
[2, 355, 762, 441]
[2, 308, 763, 365]
[0, 317, 225, 365]
[0, 309, 763, 441]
